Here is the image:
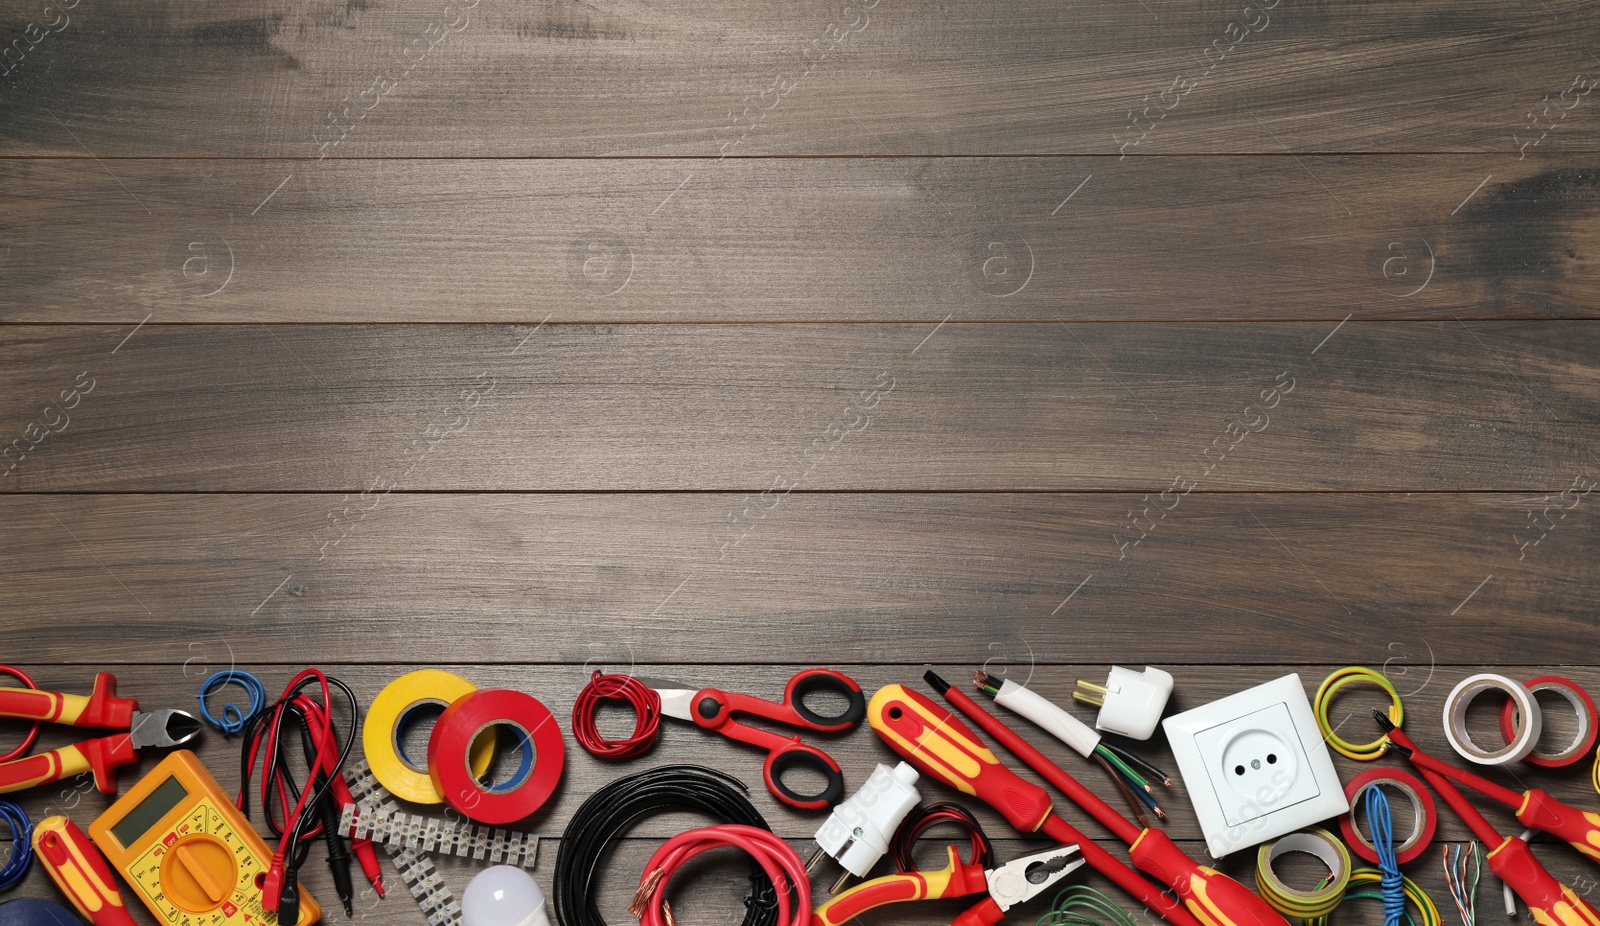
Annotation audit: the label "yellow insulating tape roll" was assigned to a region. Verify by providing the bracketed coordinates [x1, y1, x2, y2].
[1315, 667, 1404, 761]
[364, 669, 496, 804]
[1255, 828, 1352, 920]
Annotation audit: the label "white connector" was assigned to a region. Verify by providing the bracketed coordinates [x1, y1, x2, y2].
[810, 762, 921, 878]
[990, 678, 1101, 757]
[1076, 666, 1174, 740]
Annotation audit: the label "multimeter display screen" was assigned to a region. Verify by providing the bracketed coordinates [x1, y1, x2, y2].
[111, 775, 190, 847]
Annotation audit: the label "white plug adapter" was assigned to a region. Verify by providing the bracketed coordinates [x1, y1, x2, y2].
[1163, 674, 1349, 858]
[1075, 666, 1174, 740]
[811, 761, 921, 877]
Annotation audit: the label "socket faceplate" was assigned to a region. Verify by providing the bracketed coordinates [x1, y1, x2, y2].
[1164, 674, 1350, 858]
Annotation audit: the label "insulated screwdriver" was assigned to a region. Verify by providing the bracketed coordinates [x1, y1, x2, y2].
[1371, 713, 1600, 865]
[924, 673, 1288, 926]
[869, 683, 1205, 926]
[1377, 714, 1600, 926]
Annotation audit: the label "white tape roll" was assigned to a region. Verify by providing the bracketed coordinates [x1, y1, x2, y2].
[1443, 674, 1541, 765]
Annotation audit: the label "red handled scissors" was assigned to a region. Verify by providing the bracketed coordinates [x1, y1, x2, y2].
[649, 669, 865, 810]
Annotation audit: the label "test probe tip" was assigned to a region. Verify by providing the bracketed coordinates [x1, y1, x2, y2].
[923, 671, 951, 694]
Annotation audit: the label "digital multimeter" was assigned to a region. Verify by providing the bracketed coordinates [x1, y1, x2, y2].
[88, 750, 322, 926]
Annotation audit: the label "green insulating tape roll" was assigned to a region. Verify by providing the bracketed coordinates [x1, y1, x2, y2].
[1255, 828, 1351, 920]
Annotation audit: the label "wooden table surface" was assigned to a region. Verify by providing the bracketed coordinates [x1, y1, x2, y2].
[5, 0, 1600, 923]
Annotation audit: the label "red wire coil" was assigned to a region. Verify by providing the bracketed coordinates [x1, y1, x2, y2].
[572, 671, 662, 760]
[630, 824, 810, 926]
[0, 666, 41, 763]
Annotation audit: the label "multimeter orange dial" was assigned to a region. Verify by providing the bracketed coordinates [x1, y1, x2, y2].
[88, 750, 322, 926]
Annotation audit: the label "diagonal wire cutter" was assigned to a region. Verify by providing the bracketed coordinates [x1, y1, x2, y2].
[812, 843, 1084, 926]
[0, 671, 202, 794]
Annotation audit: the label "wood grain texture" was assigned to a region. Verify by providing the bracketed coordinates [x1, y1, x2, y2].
[3, 493, 1595, 664]
[4, 0, 1600, 157]
[2, 322, 1596, 492]
[6, 0, 1600, 923]
[3, 155, 1597, 323]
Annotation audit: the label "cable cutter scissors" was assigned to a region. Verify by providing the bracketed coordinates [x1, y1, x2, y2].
[0, 671, 202, 794]
[649, 668, 865, 810]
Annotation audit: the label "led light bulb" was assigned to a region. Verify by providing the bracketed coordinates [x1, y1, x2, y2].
[462, 866, 551, 926]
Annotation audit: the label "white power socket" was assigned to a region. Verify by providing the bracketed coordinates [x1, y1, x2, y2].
[1163, 674, 1349, 858]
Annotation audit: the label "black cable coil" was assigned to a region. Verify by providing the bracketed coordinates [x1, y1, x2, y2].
[553, 765, 780, 926]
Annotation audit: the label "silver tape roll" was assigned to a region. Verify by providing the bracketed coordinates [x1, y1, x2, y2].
[1443, 674, 1541, 765]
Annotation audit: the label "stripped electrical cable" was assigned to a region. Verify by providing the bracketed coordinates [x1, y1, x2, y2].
[1441, 843, 1480, 926]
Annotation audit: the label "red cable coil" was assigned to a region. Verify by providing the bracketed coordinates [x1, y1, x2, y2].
[630, 824, 811, 926]
[572, 671, 662, 759]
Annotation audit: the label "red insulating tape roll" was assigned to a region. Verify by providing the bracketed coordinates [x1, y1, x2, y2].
[1340, 768, 1437, 865]
[429, 688, 566, 825]
[1498, 675, 1598, 768]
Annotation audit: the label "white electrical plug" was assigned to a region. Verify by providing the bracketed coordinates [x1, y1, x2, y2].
[810, 761, 921, 878]
[1075, 666, 1174, 740]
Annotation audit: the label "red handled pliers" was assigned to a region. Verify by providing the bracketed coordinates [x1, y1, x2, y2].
[0, 670, 202, 794]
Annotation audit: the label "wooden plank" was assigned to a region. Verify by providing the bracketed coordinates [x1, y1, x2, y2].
[1, 322, 1596, 493]
[3, 493, 1595, 664]
[5, 0, 1600, 157]
[3, 155, 1597, 323]
[3, 664, 1598, 846]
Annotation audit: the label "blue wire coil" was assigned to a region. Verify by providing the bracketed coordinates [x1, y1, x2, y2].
[197, 669, 267, 735]
[1365, 783, 1405, 926]
[0, 801, 32, 892]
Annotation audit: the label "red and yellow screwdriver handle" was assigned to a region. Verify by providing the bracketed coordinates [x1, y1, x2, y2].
[867, 685, 1053, 832]
[32, 816, 139, 926]
[1129, 828, 1282, 926]
[1487, 835, 1600, 926]
[811, 845, 990, 926]
[1516, 790, 1600, 864]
